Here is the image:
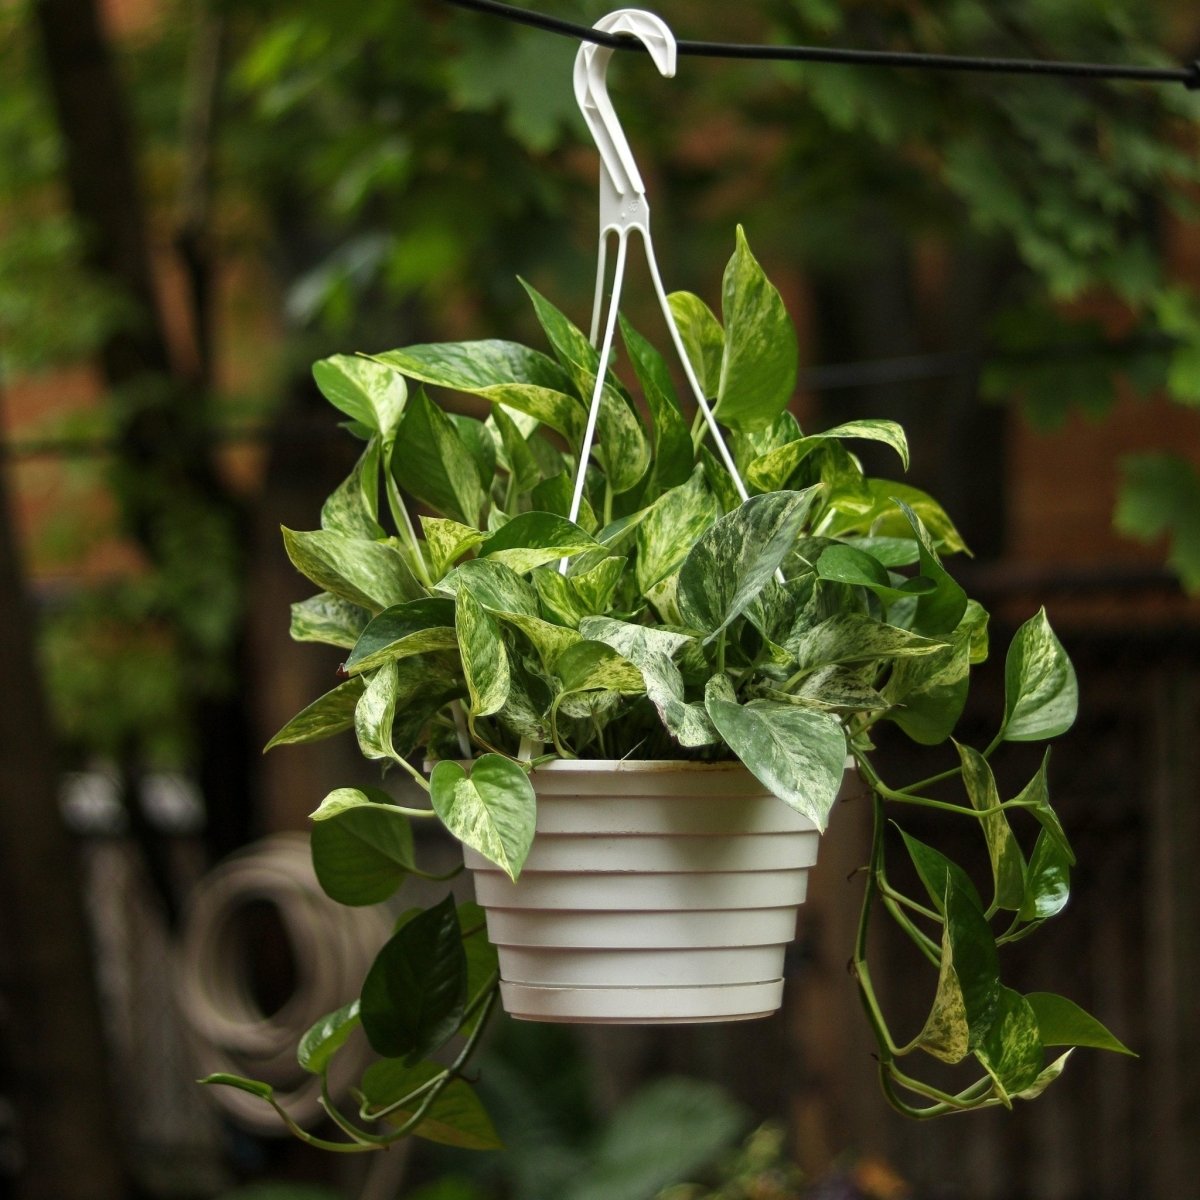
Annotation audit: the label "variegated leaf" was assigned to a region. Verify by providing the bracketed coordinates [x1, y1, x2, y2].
[282, 528, 424, 612]
[289, 592, 370, 649]
[265, 678, 365, 750]
[313, 354, 406, 439]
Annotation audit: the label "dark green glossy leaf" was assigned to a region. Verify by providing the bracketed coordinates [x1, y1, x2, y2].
[895, 500, 968, 636]
[289, 592, 370, 649]
[667, 291, 724, 399]
[704, 678, 846, 829]
[282, 527, 423, 612]
[265, 677, 365, 750]
[1026, 992, 1134, 1055]
[313, 354, 406, 439]
[815, 543, 935, 603]
[297, 1000, 361, 1075]
[957, 744, 1026, 912]
[898, 829, 984, 915]
[430, 755, 536, 881]
[345, 598, 457, 674]
[619, 314, 693, 491]
[1018, 829, 1071, 922]
[531, 470, 597, 532]
[458, 901, 498, 1037]
[392, 388, 487, 527]
[1003, 609, 1078, 741]
[678, 490, 820, 639]
[309, 786, 417, 906]
[360, 894, 467, 1062]
[976, 986, 1045, 1102]
[714, 227, 797, 431]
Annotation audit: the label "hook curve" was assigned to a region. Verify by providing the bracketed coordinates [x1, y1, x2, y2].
[573, 8, 676, 236]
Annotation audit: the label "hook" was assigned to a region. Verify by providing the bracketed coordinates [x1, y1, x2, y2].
[573, 9, 676, 239]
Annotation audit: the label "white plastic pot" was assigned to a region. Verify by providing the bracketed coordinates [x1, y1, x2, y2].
[463, 759, 843, 1025]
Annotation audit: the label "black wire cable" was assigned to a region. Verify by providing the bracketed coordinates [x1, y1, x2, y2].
[438, 0, 1200, 90]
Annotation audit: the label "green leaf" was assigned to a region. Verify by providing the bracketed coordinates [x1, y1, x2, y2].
[957, 744, 1026, 913]
[1116, 453, 1200, 591]
[895, 500, 968, 636]
[786, 613, 943, 672]
[595, 387, 651, 494]
[430, 755, 536, 881]
[265, 677, 365, 750]
[199, 1073, 275, 1101]
[458, 901, 498, 1037]
[1003, 609, 1078, 741]
[309, 786, 417, 905]
[479, 511, 598, 574]
[1026, 992, 1134, 1055]
[823, 480, 968, 554]
[1014, 1052, 1073, 1101]
[360, 1060, 503, 1150]
[360, 894, 467, 1062]
[437, 558, 540, 618]
[883, 601, 988, 744]
[704, 679, 846, 830]
[714, 227, 797, 432]
[554, 640, 646, 698]
[282, 528, 424, 613]
[321, 440, 383, 539]
[667, 291, 724, 399]
[373, 339, 572, 395]
[678, 490, 821, 638]
[912, 877, 1000, 1063]
[419, 515, 484, 582]
[455, 589, 509, 718]
[289, 592, 370, 650]
[297, 1000, 361, 1075]
[1013, 752, 1075, 865]
[815, 543, 935, 604]
[449, 412, 497, 492]
[355, 662, 403, 763]
[619, 314, 693, 490]
[636, 466, 721, 593]
[976, 986, 1045, 1102]
[344, 598, 457, 674]
[313, 354, 407, 439]
[1018, 829, 1071, 922]
[391, 388, 487, 527]
[748, 421, 910, 491]
[491, 403, 543, 497]
[898, 829, 984, 916]
[530, 470, 597, 532]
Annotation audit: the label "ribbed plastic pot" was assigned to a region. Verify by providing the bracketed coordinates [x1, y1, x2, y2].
[463, 759, 842, 1025]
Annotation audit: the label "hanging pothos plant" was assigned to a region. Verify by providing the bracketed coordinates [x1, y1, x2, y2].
[204, 228, 1130, 1150]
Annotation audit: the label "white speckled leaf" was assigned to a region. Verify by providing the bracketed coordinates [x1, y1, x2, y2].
[344, 598, 458, 675]
[282, 528, 424, 613]
[289, 592, 370, 649]
[667, 291, 724, 399]
[455, 589, 509, 718]
[636, 466, 720, 594]
[265, 678, 366, 750]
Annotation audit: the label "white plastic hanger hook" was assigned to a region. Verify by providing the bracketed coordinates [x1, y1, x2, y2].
[573, 9, 676, 238]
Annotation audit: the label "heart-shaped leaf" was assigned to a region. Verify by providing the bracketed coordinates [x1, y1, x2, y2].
[282, 528, 424, 613]
[1003, 609, 1078, 741]
[313, 354, 407, 439]
[430, 754, 536, 880]
[309, 786, 417, 906]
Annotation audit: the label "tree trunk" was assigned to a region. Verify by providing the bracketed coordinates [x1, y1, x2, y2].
[0, 464, 130, 1200]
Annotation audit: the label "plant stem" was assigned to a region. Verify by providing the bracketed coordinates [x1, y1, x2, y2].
[384, 465, 432, 589]
[388, 752, 432, 794]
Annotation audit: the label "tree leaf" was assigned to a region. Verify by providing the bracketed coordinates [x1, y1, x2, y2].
[678, 490, 821, 639]
[957, 743, 1026, 913]
[455, 589, 509, 718]
[344, 598, 458, 674]
[313, 354, 407, 439]
[265, 677, 365, 751]
[1003, 609, 1078, 741]
[429, 755, 536, 881]
[714, 226, 797, 432]
[635, 465, 721, 594]
[289, 592, 370, 649]
[391, 388, 486, 527]
[297, 1000, 361, 1076]
[704, 680, 846, 830]
[1026, 992, 1134, 1055]
[309, 786, 417, 905]
[667, 291, 724, 399]
[1115, 452, 1200, 592]
[359, 894, 467, 1062]
[282, 528, 423, 612]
